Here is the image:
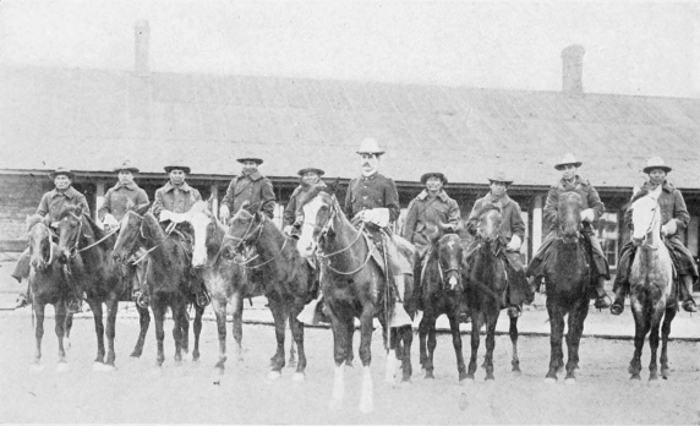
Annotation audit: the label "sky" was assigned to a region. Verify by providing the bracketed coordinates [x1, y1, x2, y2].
[0, 0, 698, 98]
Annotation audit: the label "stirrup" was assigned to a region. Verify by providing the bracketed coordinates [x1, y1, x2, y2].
[681, 300, 698, 313]
[134, 291, 149, 308]
[196, 291, 211, 308]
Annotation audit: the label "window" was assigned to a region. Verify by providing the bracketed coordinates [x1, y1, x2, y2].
[597, 212, 619, 269]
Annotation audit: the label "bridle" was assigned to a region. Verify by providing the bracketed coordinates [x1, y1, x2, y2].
[122, 210, 168, 264]
[635, 201, 660, 251]
[222, 213, 289, 269]
[28, 221, 56, 267]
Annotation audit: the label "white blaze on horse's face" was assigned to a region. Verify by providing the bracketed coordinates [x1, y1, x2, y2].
[631, 196, 658, 244]
[298, 195, 325, 257]
[188, 202, 212, 268]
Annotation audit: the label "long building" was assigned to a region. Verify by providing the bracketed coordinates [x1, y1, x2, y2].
[2, 22, 699, 277]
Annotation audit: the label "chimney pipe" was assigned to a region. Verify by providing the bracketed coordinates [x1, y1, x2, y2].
[134, 20, 150, 76]
[561, 44, 585, 95]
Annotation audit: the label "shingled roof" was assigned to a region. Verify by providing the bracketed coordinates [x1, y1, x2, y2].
[2, 65, 699, 189]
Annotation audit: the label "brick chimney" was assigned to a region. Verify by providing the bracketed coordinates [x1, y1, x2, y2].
[561, 44, 585, 95]
[134, 20, 150, 76]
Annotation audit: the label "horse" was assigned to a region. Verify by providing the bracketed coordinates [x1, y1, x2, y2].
[112, 203, 203, 366]
[463, 204, 521, 381]
[222, 205, 317, 381]
[26, 215, 74, 371]
[187, 199, 251, 375]
[533, 192, 592, 383]
[296, 184, 416, 413]
[627, 193, 676, 380]
[54, 205, 150, 370]
[418, 229, 469, 381]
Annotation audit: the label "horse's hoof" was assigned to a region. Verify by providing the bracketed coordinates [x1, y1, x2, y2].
[460, 377, 474, 386]
[192, 354, 200, 362]
[92, 362, 112, 372]
[649, 374, 659, 381]
[267, 370, 281, 381]
[564, 377, 576, 385]
[544, 377, 557, 384]
[292, 372, 305, 382]
[630, 374, 641, 380]
[64, 338, 71, 350]
[129, 351, 142, 358]
[424, 371, 434, 380]
[661, 369, 670, 379]
[458, 371, 468, 382]
[484, 374, 495, 381]
[512, 368, 522, 376]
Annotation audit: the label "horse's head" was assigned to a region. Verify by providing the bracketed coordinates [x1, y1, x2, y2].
[630, 194, 660, 248]
[296, 184, 336, 258]
[54, 204, 87, 263]
[113, 202, 151, 263]
[475, 204, 503, 249]
[26, 215, 55, 271]
[557, 192, 583, 243]
[224, 205, 264, 258]
[188, 198, 226, 268]
[436, 233, 465, 292]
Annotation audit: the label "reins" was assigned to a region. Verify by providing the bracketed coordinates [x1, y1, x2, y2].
[222, 214, 290, 270]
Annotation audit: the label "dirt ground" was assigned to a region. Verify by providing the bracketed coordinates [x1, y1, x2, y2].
[1, 309, 699, 425]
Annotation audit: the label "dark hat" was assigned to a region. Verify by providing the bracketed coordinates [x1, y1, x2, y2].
[554, 153, 583, 170]
[642, 156, 672, 174]
[297, 167, 325, 177]
[49, 167, 74, 180]
[113, 160, 139, 174]
[420, 172, 448, 185]
[236, 157, 264, 165]
[163, 162, 191, 174]
[488, 172, 513, 185]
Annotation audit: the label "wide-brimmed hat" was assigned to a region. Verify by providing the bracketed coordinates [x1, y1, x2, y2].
[113, 160, 139, 174]
[420, 172, 448, 185]
[356, 138, 385, 156]
[554, 153, 583, 170]
[642, 156, 672, 174]
[297, 167, 325, 177]
[49, 167, 74, 180]
[236, 156, 263, 165]
[163, 162, 191, 174]
[488, 172, 513, 185]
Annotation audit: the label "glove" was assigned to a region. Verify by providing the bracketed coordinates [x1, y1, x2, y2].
[365, 208, 390, 227]
[159, 210, 173, 222]
[294, 215, 304, 227]
[219, 205, 230, 222]
[580, 208, 595, 223]
[103, 213, 119, 229]
[661, 220, 677, 236]
[506, 235, 522, 252]
[283, 225, 294, 235]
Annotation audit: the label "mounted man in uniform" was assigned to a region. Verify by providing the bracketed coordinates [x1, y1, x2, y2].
[611, 156, 698, 314]
[283, 167, 326, 239]
[218, 154, 276, 222]
[527, 153, 612, 309]
[465, 172, 533, 316]
[12, 167, 89, 311]
[343, 137, 414, 327]
[98, 160, 149, 300]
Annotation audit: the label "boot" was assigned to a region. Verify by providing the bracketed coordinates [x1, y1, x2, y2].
[67, 297, 82, 313]
[593, 276, 611, 309]
[389, 301, 412, 327]
[14, 291, 30, 309]
[679, 275, 698, 313]
[610, 284, 626, 315]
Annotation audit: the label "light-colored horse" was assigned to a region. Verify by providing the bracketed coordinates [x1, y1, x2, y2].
[627, 193, 676, 380]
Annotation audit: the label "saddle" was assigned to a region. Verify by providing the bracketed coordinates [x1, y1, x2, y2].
[362, 228, 414, 276]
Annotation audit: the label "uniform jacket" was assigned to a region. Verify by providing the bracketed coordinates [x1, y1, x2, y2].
[152, 181, 202, 215]
[221, 171, 276, 219]
[344, 173, 400, 223]
[37, 186, 90, 222]
[543, 175, 604, 234]
[401, 189, 460, 246]
[467, 193, 525, 240]
[283, 181, 327, 226]
[626, 180, 690, 243]
[98, 181, 149, 221]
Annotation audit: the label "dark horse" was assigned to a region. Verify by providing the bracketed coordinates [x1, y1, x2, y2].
[530, 192, 591, 383]
[113, 203, 204, 366]
[54, 205, 150, 370]
[26, 215, 74, 371]
[418, 230, 469, 381]
[464, 204, 522, 380]
[296, 184, 416, 413]
[222, 205, 316, 381]
[627, 193, 676, 380]
[188, 199, 251, 375]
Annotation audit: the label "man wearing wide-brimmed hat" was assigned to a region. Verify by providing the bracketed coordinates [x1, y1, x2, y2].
[283, 167, 326, 238]
[219, 155, 276, 222]
[465, 172, 533, 316]
[11, 167, 89, 309]
[611, 156, 698, 314]
[99, 160, 149, 228]
[527, 153, 612, 309]
[344, 137, 414, 327]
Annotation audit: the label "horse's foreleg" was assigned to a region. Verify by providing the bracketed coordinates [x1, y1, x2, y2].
[231, 292, 244, 361]
[105, 296, 118, 366]
[192, 304, 203, 361]
[152, 302, 166, 367]
[288, 303, 307, 380]
[345, 319, 355, 366]
[172, 300, 185, 363]
[447, 312, 467, 381]
[660, 306, 675, 379]
[399, 324, 413, 382]
[467, 312, 480, 380]
[545, 304, 564, 382]
[418, 312, 429, 372]
[564, 301, 587, 382]
[88, 298, 106, 364]
[130, 305, 150, 358]
[212, 298, 228, 372]
[267, 297, 287, 376]
[358, 305, 375, 413]
[328, 311, 349, 410]
[54, 302, 68, 367]
[629, 305, 648, 380]
[179, 303, 190, 354]
[483, 312, 498, 381]
[648, 308, 664, 381]
[33, 303, 46, 365]
[509, 315, 521, 373]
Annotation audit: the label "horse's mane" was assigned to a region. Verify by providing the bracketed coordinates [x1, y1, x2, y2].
[56, 204, 106, 244]
[474, 202, 502, 219]
[25, 214, 44, 233]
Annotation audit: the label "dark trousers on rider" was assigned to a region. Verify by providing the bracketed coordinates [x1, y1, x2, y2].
[612, 238, 698, 313]
[12, 248, 82, 310]
[528, 228, 611, 308]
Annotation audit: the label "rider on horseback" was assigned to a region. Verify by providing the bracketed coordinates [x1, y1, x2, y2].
[283, 167, 326, 239]
[98, 160, 149, 301]
[344, 138, 413, 327]
[151, 161, 208, 306]
[611, 156, 698, 314]
[465, 172, 533, 316]
[402, 172, 461, 308]
[527, 153, 612, 309]
[12, 167, 89, 311]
